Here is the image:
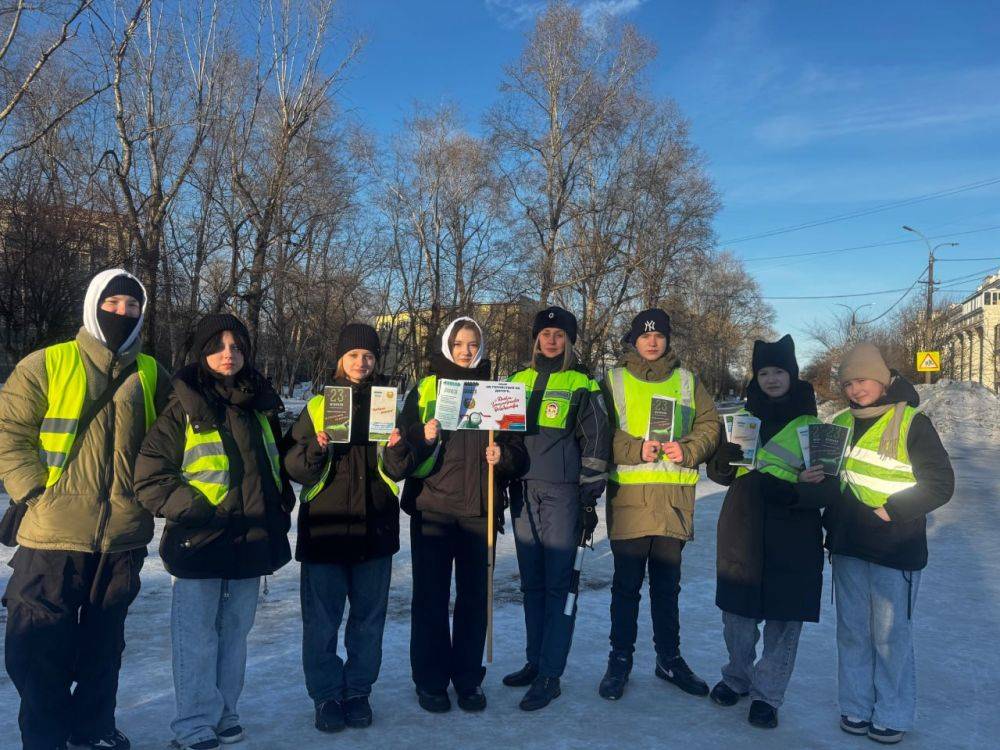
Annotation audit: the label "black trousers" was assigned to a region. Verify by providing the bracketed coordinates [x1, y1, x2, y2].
[409, 510, 491, 693]
[609, 535, 685, 661]
[3, 546, 145, 750]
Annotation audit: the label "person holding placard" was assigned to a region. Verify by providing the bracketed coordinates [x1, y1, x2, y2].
[824, 343, 954, 745]
[598, 309, 720, 702]
[504, 307, 611, 711]
[706, 334, 837, 729]
[134, 314, 294, 750]
[283, 323, 413, 734]
[398, 316, 527, 714]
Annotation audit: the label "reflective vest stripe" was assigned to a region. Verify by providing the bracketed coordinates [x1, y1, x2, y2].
[607, 366, 699, 486]
[840, 469, 917, 496]
[40, 417, 78, 433]
[300, 393, 399, 502]
[844, 445, 913, 473]
[40, 341, 158, 488]
[760, 442, 801, 469]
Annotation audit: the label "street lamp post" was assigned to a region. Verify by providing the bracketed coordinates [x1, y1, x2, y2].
[902, 225, 959, 383]
[836, 302, 874, 343]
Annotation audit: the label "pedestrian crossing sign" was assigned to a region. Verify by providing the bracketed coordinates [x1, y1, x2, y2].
[916, 351, 941, 372]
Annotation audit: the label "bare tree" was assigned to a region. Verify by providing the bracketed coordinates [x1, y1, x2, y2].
[226, 0, 362, 348]
[0, 0, 107, 163]
[489, 0, 653, 305]
[103, 0, 226, 360]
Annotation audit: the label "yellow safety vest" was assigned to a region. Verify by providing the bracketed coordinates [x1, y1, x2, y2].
[182, 412, 281, 506]
[605, 366, 699, 486]
[754, 414, 822, 484]
[410, 376, 441, 479]
[39, 341, 159, 487]
[299, 394, 399, 502]
[833, 407, 917, 508]
[509, 367, 600, 430]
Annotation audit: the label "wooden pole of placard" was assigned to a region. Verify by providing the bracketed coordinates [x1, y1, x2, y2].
[486, 429, 495, 664]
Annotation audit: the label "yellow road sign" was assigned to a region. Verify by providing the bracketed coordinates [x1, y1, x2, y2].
[916, 351, 941, 372]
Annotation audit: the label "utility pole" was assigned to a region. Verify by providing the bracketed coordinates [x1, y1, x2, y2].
[903, 225, 959, 384]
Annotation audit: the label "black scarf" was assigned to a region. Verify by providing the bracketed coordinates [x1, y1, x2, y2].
[428, 352, 492, 381]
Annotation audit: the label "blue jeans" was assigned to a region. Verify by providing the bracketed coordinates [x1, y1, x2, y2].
[721, 612, 803, 708]
[833, 554, 922, 730]
[512, 481, 581, 678]
[170, 577, 260, 746]
[301, 556, 392, 705]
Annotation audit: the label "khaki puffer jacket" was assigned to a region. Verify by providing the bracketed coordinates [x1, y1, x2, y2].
[601, 349, 720, 542]
[0, 328, 170, 552]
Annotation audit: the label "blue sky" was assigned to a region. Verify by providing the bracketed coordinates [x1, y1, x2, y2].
[333, 0, 1000, 360]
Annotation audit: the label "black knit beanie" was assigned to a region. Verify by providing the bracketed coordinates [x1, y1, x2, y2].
[191, 313, 251, 360]
[100, 274, 145, 306]
[624, 308, 671, 348]
[532, 306, 578, 344]
[751, 334, 799, 381]
[336, 323, 381, 361]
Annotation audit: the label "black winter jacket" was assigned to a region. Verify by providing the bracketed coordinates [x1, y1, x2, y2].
[283, 376, 414, 565]
[398, 354, 528, 518]
[823, 376, 954, 571]
[134, 363, 293, 579]
[708, 380, 838, 622]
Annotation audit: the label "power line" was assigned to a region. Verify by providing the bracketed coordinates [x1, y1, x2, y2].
[762, 286, 916, 301]
[857, 269, 928, 325]
[720, 176, 1000, 245]
[742, 224, 1000, 264]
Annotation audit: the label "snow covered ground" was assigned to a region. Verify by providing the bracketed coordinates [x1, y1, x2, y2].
[1, 417, 998, 747]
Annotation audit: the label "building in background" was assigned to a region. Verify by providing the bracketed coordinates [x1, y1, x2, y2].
[939, 270, 1000, 392]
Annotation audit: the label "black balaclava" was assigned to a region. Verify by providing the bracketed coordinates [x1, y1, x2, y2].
[96, 275, 145, 353]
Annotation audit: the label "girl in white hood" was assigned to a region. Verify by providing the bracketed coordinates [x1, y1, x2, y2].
[397, 317, 527, 714]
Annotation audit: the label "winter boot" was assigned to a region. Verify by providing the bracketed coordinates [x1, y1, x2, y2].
[70, 729, 132, 749]
[519, 677, 561, 711]
[456, 686, 487, 712]
[748, 700, 778, 728]
[217, 726, 244, 744]
[598, 650, 632, 700]
[416, 687, 451, 713]
[315, 700, 346, 733]
[503, 663, 539, 687]
[343, 696, 373, 728]
[867, 725, 905, 744]
[655, 655, 709, 697]
[710, 680, 748, 707]
[171, 741, 219, 750]
[840, 715, 872, 735]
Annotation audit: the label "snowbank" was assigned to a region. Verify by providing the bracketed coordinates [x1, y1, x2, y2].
[913, 378, 1000, 439]
[818, 378, 1000, 440]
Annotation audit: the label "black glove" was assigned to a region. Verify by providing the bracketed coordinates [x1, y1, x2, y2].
[721, 441, 745, 465]
[578, 486, 601, 543]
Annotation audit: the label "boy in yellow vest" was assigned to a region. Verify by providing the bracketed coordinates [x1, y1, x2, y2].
[825, 343, 954, 745]
[0, 269, 170, 750]
[598, 308, 720, 701]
